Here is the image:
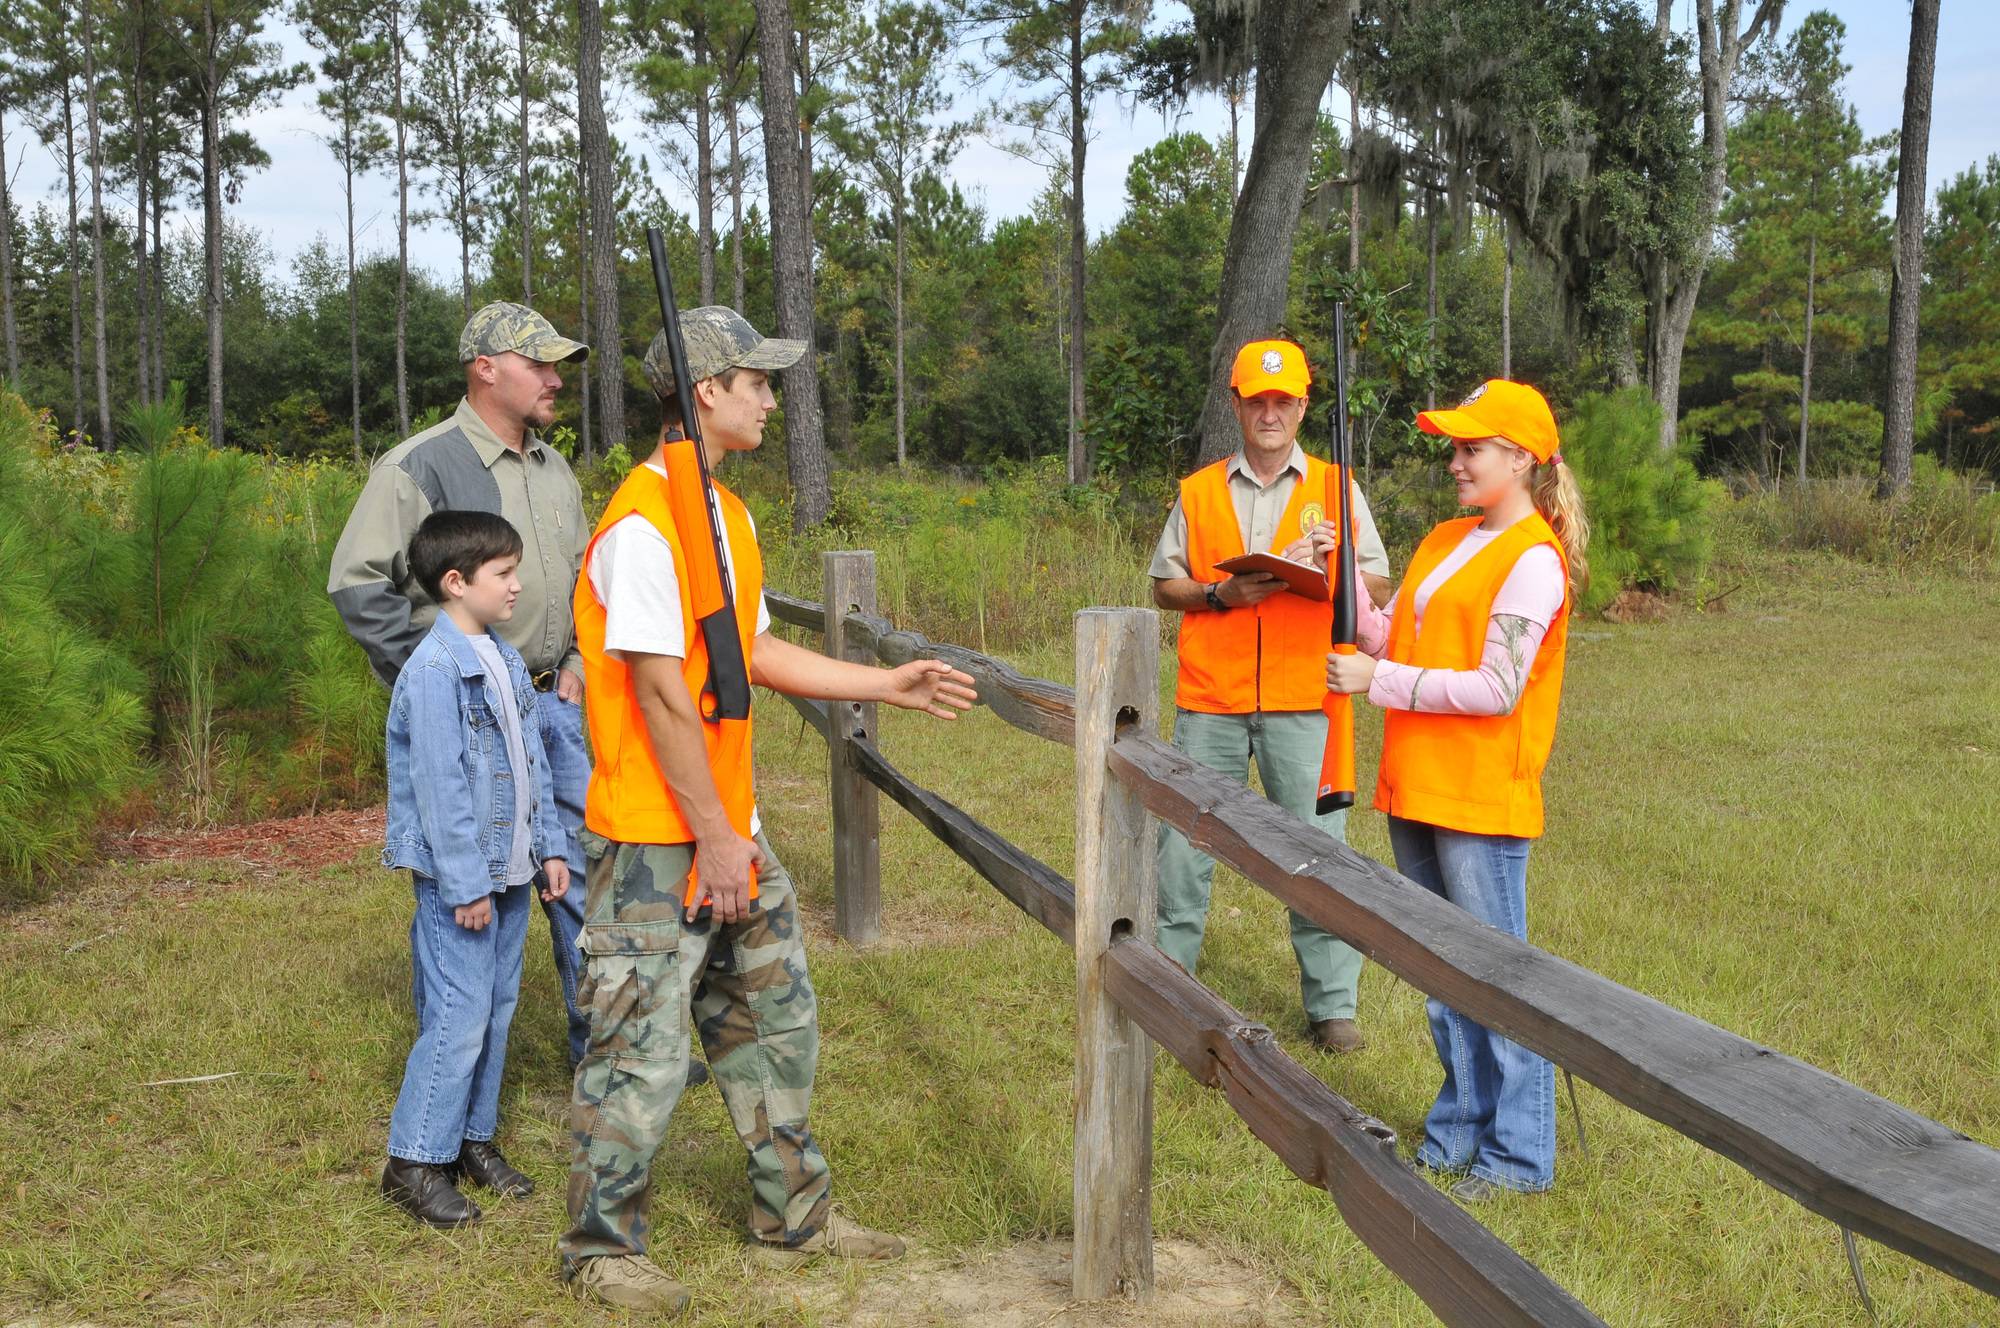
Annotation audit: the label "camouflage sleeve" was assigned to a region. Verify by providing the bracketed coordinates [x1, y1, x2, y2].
[327, 461, 433, 686]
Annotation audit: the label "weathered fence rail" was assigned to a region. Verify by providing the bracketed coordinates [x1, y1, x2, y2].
[765, 556, 2000, 1317]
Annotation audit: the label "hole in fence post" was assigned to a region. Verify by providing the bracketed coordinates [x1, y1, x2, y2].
[1073, 607, 1160, 1304]
[825, 551, 881, 946]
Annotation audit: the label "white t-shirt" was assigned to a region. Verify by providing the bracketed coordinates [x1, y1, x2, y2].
[586, 461, 769, 834]
[464, 632, 538, 887]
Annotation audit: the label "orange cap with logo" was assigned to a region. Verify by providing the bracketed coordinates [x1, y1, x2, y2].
[1417, 380, 1562, 463]
[1230, 340, 1312, 399]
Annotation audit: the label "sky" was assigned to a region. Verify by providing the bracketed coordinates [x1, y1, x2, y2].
[7, 0, 1996, 290]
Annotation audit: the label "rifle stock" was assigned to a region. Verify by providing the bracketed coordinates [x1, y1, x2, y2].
[1316, 304, 1359, 817]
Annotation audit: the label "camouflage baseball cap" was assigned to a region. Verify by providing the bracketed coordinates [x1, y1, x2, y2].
[458, 301, 590, 364]
[643, 306, 805, 398]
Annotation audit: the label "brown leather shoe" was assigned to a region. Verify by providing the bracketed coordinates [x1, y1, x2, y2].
[381, 1156, 481, 1228]
[1309, 1018, 1368, 1054]
[455, 1140, 534, 1198]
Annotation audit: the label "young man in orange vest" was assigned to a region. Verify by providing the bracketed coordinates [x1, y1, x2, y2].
[1149, 338, 1393, 1053]
[558, 307, 977, 1313]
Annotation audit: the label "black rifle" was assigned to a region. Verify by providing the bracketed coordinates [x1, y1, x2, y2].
[646, 225, 751, 722]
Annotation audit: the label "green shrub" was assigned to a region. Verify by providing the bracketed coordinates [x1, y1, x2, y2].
[1565, 389, 1723, 612]
[0, 395, 149, 897]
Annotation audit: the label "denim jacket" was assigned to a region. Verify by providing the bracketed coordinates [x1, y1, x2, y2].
[383, 613, 565, 905]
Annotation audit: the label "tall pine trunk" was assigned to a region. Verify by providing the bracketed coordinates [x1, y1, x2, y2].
[576, 147, 592, 459]
[753, 0, 830, 529]
[578, 0, 624, 455]
[391, 10, 411, 435]
[727, 98, 745, 311]
[0, 108, 19, 384]
[1424, 185, 1437, 409]
[1501, 219, 1513, 379]
[150, 184, 165, 398]
[517, 13, 532, 300]
[1877, 0, 1940, 499]
[1064, 0, 1086, 482]
[83, 0, 112, 448]
[346, 113, 362, 461]
[63, 78, 85, 440]
[893, 198, 906, 468]
[1796, 231, 1816, 484]
[201, 0, 225, 446]
[694, 25, 715, 304]
[131, 14, 151, 409]
[1195, 0, 1352, 465]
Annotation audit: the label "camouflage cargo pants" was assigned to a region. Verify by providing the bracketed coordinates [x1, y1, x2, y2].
[559, 830, 831, 1268]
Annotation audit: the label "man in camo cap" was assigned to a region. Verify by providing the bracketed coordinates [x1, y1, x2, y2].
[558, 305, 979, 1313]
[328, 301, 598, 1083]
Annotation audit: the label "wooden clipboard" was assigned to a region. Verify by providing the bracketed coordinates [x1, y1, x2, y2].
[1212, 551, 1329, 601]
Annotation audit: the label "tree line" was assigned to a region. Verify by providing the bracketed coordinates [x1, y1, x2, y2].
[2, 0, 1990, 532]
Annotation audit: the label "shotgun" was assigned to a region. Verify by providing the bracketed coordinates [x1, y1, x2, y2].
[646, 225, 752, 724]
[1315, 304, 1358, 816]
[645, 225, 757, 914]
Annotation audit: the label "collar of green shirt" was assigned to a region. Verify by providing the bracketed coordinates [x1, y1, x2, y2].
[454, 396, 553, 468]
[1226, 442, 1308, 489]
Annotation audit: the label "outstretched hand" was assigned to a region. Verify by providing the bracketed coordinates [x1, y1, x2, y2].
[882, 660, 978, 719]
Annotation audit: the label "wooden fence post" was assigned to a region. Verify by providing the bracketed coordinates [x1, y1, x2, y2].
[1072, 606, 1159, 1302]
[824, 550, 881, 945]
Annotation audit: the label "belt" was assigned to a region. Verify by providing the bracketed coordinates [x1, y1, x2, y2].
[530, 669, 560, 693]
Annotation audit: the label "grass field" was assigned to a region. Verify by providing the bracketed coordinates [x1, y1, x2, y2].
[3, 547, 1997, 1326]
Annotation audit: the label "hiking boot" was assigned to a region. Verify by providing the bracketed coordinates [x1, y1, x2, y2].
[566, 1254, 693, 1314]
[686, 1057, 712, 1090]
[381, 1156, 480, 1229]
[1450, 1177, 1505, 1203]
[1309, 1018, 1368, 1054]
[748, 1210, 907, 1269]
[455, 1139, 534, 1198]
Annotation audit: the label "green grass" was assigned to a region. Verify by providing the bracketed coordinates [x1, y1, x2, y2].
[2, 548, 1996, 1325]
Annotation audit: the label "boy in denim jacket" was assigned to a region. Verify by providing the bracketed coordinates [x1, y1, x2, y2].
[380, 510, 572, 1228]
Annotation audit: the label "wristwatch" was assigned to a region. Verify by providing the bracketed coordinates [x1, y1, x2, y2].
[1203, 582, 1226, 612]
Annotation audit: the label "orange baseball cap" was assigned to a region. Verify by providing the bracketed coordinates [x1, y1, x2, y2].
[1417, 380, 1562, 463]
[1230, 339, 1311, 398]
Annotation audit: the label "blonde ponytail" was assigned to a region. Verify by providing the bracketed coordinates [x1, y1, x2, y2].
[1532, 457, 1590, 601]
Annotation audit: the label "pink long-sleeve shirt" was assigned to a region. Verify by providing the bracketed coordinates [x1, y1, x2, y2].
[1356, 526, 1565, 717]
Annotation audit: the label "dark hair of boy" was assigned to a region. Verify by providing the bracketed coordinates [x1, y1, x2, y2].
[409, 510, 525, 603]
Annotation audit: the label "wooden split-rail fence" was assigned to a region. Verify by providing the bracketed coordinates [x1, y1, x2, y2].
[769, 550, 2000, 1323]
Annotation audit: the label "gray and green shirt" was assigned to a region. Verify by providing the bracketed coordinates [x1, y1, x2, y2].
[328, 398, 589, 685]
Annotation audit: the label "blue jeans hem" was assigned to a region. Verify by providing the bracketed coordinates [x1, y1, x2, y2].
[1467, 1162, 1552, 1193]
[389, 1147, 462, 1166]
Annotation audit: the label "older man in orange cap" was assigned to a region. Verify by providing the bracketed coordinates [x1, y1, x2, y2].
[1148, 337, 1393, 1053]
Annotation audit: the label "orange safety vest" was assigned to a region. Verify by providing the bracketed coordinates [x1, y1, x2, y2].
[1176, 455, 1339, 713]
[1374, 514, 1569, 838]
[573, 462, 761, 847]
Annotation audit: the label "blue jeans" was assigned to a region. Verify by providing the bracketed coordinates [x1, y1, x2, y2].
[1388, 816, 1554, 1192]
[389, 874, 533, 1163]
[534, 690, 590, 1067]
[407, 690, 590, 1067]
[1157, 709, 1364, 1023]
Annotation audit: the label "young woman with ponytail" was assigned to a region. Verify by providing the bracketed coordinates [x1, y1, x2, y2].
[1325, 379, 1589, 1201]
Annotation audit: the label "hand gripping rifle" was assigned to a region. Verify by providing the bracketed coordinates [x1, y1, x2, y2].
[1315, 304, 1358, 816]
[646, 225, 756, 911]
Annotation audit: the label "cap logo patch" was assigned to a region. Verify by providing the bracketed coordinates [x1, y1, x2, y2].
[1261, 349, 1285, 376]
[1459, 383, 1489, 408]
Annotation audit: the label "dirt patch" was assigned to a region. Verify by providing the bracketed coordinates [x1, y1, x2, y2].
[812, 1239, 1306, 1327]
[111, 806, 386, 876]
[1600, 589, 1671, 624]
